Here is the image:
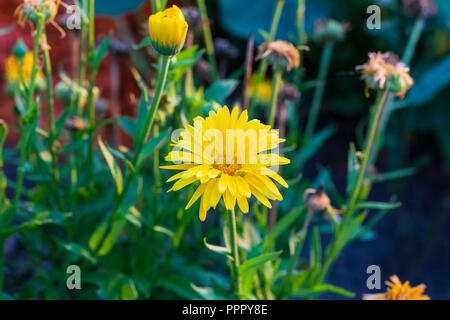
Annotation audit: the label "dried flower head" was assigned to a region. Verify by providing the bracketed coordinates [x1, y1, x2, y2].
[15, 0, 60, 26]
[256, 40, 308, 72]
[313, 19, 350, 44]
[148, 5, 189, 56]
[162, 105, 290, 221]
[403, 0, 438, 19]
[363, 275, 430, 300]
[65, 116, 86, 132]
[303, 186, 331, 212]
[356, 51, 414, 98]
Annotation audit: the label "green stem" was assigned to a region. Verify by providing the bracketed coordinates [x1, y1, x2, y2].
[402, 18, 425, 66]
[93, 55, 171, 256]
[316, 89, 391, 285]
[294, 0, 306, 87]
[11, 18, 44, 219]
[86, 0, 96, 170]
[0, 238, 3, 292]
[304, 42, 334, 141]
[228, 208, 240, 297]
[268, 64, 283, 127]
[249, 0, 285, 112]
[76, 0, 88, 114]
[42, 33, 60, 185]
[197, 0, 219, 82]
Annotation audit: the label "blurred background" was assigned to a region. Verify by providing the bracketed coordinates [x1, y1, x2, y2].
[1, 0, 449, 298]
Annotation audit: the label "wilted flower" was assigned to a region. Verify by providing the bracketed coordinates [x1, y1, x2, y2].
[313, 19, 350, 44]
[356, 51, 414, 98]
[15, 0, 60, 26]
[162, 106, 290, 221]
[65, 116, 86, 132]
[303, 186, 331, 212]
[363, 275, 430, 300]
[148, 5, 189, 56]
[5, 51, 45, 91]
[256, 40, 308, 72]
[403, 0, 438, 19]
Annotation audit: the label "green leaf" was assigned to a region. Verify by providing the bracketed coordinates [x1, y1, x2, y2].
[356, 201, 401, 210]
[190, 284, 227, 300]
[59, 242, 97, 264]
[136, 128, 171, 169]
[292, 283, 355, 298]
[0, 211, 71, 236]
[204, 80, 238, 103]
[118, 117, 137, 137]
[134, 94, 149, 149]
[297, 126, 335, 166]
[132, 37, 151, 50]
[92, 35, 112, 69]
[370, 167, 416, 183]
[204, 237, 231, 256]
[408, 56, 450, 107]
[310, 227, 322, 268]
[238, 251, 282, 278]
[264, 206, 306, 248]
[88, 220, 126, 256]
[98, 137, 123, 196]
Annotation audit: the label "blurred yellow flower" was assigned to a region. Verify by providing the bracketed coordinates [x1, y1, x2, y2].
[162, 106, 290, 221]
[148, 5, 188, 56]
[249, 75, 273, 104]
[363, 275, 430, 300]
[5, 52, 44, 89]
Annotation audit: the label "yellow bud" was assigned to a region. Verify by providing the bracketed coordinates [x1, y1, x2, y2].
[148, 5, 188, 56]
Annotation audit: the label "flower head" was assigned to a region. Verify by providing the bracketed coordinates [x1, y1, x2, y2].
[162, 106, 290, 221]
[15, 0, 60, 26]
[356, 51, 414, 98]
[256, 40, 308, 72]
[313, 19, 350, 44]
[148, 5, 189, 56]
[403, 0, 438, 19]
[364, 275, 430, 300]
[5, 51, 44, 91]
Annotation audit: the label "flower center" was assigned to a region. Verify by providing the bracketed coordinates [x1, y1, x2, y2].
[213, 163, 242, 176]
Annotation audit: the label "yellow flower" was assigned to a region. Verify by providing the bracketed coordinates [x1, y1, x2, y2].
[363, 275, 430, 300]
[161, 106, 290, 221]
[15, 0, 60, 26]
[5, 52, 44, 89]
[356, 51, 414, 99]
[249, 75, 273, 104]
[148, 5, 188, 56]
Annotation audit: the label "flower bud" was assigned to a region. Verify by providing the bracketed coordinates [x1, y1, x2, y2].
[313, 19, 349, 45]
[148, 5, 189, 56]
[403, 0, 438, 19]
[12, 40, 28, 59]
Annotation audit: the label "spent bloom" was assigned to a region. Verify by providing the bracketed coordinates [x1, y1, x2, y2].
[356, 51, 414, 98]
[256, 40, 308, 72]
[15, 0, 60, 26]
[364, 275, 430, 300]
[148, 5, 189, 56]
[162, 106, 290, 221]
